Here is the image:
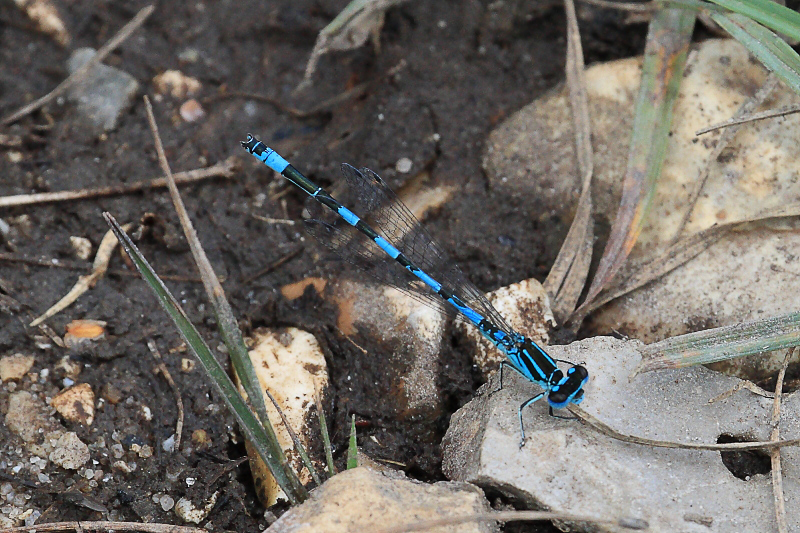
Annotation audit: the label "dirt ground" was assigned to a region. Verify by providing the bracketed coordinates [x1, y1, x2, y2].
[1, 1, 649, 530]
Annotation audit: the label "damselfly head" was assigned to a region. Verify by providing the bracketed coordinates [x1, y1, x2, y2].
[547, 364, 589, 408]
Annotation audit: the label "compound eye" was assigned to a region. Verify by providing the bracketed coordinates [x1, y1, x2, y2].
[549, 390, 567, 404]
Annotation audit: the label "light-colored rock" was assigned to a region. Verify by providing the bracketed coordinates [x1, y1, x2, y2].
[485, 38, 787, 251]
[268, 467, 496, 533]
[48, 431, 90, 470]
[484, 38, 800, 380]
[174, 492, 218, 524]
[5, 391, 61, 443]
[239, 327, 329, 506]
[457, 278, 555, 378]
[0, 353, 34, 381]
[66, 48, 139, 133]
[51, 382, 95, 425]
[443, 336, 799, 533]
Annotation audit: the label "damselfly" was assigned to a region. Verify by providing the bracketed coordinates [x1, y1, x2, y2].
[242, 134, 588, 446]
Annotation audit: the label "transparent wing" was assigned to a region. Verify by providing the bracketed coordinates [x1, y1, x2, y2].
[303, 163, 517, 337]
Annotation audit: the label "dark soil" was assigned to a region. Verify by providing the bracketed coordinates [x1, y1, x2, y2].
[0, 1, 647, 530]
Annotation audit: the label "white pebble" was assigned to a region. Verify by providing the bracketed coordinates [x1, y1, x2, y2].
[395, 157, 413, 174]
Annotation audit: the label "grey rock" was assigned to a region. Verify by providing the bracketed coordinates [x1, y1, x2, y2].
[66, 47, 139, 133]
[443, 336, 799, 532]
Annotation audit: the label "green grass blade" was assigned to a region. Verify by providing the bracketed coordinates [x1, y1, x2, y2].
[581, 7, 696, 308]
[102, 213, 307, 504]
[346, 414, 358, 470]
[315, 392, 336, 477]
[635, 310, 800, 375]
[712, 13, 800, 95]
[706, 0, 800, 42]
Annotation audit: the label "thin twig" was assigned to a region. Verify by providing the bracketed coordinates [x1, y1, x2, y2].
[578, 0, 656, 12]
[770, 347, 793, 533]
[241, 246, 303, 284]
[0, 158, 235, 208]
[707, 379, 774, 403]
[376, 510, 648, 533]
[568, 404, 800, 451]
[674, 75, 779, 240]
[203, 82, 370, 119]
[0, 522, 205, 533]
[250, 214, 296, 225]
[1, 5, 155, 125]
[697, 103, 800, 135]
[263, 388, 322, 486]
[147, 339, 184, 452]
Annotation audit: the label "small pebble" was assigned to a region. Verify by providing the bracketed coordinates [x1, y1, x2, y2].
[152, 70, 201, 98]
[179, 99, 205, 122]
[160, 495, 175, 511]
[24, 509, 40, 526]
[69, 236, 92, 260]
[111, 443, 125, 459]
[162, 434, 176, 452]
[0, 354, 35, 382]
[395, 157, 413, 173]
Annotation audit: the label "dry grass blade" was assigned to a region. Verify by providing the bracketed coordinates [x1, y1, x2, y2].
[575, 200, 800, 319]
[29, 224, 131, 326]
[375, 509, 648, 533]
[581, 8, 696, 307]
[544, 0, 595, 322]
[770, 347, 792, 533]
[697, 102, 800, 135]
[297, 0, 408, 90]
[568, 404, 800, 451]
[574, 224, 729, 319]
[0, 158, 235, 208]
[673, 74, 779, 240]
[2, 5, 154, 125]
